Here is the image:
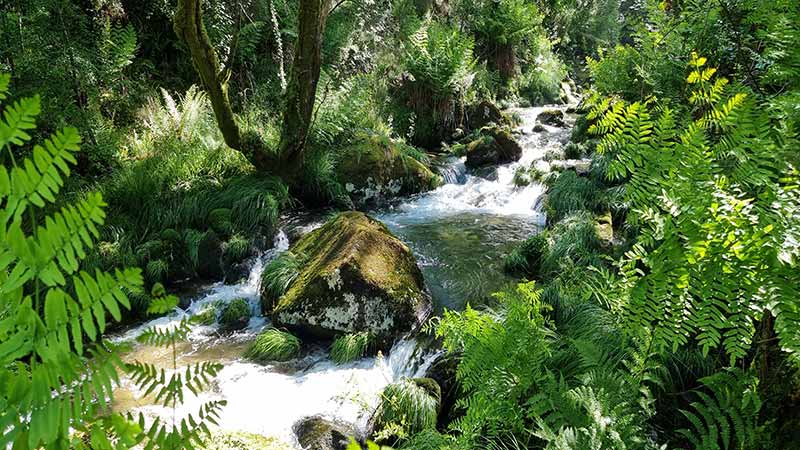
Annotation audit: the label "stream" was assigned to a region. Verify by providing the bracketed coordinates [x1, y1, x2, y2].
[112, 105, 574, 448]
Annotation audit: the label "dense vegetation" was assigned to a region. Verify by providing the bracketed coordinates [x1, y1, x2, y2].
[1, 0, 798, 449]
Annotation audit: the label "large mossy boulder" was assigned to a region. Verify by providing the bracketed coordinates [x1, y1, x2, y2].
[270, 212, 432, 346]
[337, 135, 441, 205]
[464, 126, 523, 169]
[293, 416, 360, 450]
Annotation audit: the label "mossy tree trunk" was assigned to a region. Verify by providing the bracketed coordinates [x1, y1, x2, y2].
[277, 0, 332, 179]
[174, 0, 242, 151]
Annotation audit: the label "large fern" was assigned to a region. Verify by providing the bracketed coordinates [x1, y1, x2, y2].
[590, 54, 800, 366]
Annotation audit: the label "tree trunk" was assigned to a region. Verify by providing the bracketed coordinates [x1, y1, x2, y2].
[174, 0, 242, 151]
[277, 0, 332, 179]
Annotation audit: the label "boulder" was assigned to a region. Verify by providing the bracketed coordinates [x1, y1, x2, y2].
[536, 109, 566, 127]
[337, 135, 441, 205]
[532, 124, 547, 133]
[293, 416, 360, 450]
[464, 126, 523, 169]
[425, 354, 462, 429]
[270, 212, 432, 346]
[196, 230, 223, 279]
[466, 100, 509, 130]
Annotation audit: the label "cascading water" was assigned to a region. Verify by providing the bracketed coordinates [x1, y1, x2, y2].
[112, 105, 572, 448]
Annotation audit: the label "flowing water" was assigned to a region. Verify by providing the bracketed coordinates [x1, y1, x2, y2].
[112, 105, 572, 448]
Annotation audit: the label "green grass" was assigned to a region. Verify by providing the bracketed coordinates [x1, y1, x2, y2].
[504, 232, 549, 279]
[244, 328, 301, 362]
[330, 332, 372, 364]
[191, 304, 218, 326]
[542, 212, 602, 276]
[219, 298, 252, 331]
[376, 378, 440, 439]
[544, 170, 600, 223]
[260, 252, 303, 313]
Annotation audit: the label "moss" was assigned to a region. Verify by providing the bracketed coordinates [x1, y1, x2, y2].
[337, 135, 441, 204]
[191, 305, 217, 325]
[219, 298, 251, 331]
[208, 208, 233, 236]
[271, 212, 430, 343]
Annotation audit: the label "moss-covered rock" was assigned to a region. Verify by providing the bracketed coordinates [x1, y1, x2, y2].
[466, 100, 511, 130]
[536, 109, 566, 127]
[219, 298, 251, 331]
[293, 416, 361, 450]
[337, 135, 441, 205]
[196, 230, 223, 279]
[464, 126, 523, 169]
[270, 212, 432, 346]
[595, 211, 614, 245]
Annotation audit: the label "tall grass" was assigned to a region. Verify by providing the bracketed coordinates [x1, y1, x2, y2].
[260, 252, 303, 313]
[330, 332, 372, 364]
[544, 171, 600, 223]
[376, 378, 440, 440]
[244, 328, 301, 362]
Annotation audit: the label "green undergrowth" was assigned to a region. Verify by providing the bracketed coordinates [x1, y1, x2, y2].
[245, 328, 301, 362]
[330, 332, 372, 364]
[219, 298, 252, 331]
[260, 251, 303, 314]
[374, 378, 440, 444]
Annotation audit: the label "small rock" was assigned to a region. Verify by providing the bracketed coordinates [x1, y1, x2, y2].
[293, 416, 360, 450]
[532, 124, 547, 133]
[536, 109, 566, 127]
[549, 159, 592, 176]
[467, 100, 509, 130]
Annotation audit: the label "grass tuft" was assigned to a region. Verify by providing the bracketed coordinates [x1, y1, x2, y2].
[244, 328, 301, 362]
[504, 232, 549, 279]
[260, 252, 302, 313]
[219, 298, 252, 331]
[375, 378, 440, 439]
[330, 332, 372, 364]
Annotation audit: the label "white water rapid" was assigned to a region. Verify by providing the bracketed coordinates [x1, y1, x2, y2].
[112, 105, 573, 448]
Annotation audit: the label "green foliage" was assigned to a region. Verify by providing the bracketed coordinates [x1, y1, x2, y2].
[330, 332, 372, 364]
[191, 304, 218, 326]
[375, 379, 440, 441]
[244, 328, 301, 362]
[586, 45, 643, 100]
[219, 298, 251, 331]
[402, 20, 476, 99]
[677, 369, 767, 450]
[544, 171, 600, 223]
[590, 55, 800, 365]
[260, 251, 302, 313]
[504, 232, 549, 279]
[0, 77, 149, 449]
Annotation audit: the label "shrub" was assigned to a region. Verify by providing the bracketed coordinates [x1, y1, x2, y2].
[516, 37, 568, 105]
[260, 252, 303, 313]
[586, 45, 643, 100]
[375, 379, 440, 441]
[563, 142, 585, 159]
[504, 232, 549, 278]
[219, 298, 252, 331]
[330, 332, 372, 364]
[244, 328, 301, 362]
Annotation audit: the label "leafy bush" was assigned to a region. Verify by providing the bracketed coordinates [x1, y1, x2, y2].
[260, 251, 303, 313]
[244, 328, 301, 362]
[504, 232, 549, 279]
[330, 332, 372, 364]
[515, 37, 568, 105]
[586, 45, 643, 100]
[219, 298, 252, 331]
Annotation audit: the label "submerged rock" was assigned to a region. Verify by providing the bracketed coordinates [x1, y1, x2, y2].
[293, 416, 361, 450]
[270, 212, 432, 346]
[464, 126, 523, 169]
[337, 135, 441, 205]
[536, 109, 566, 127]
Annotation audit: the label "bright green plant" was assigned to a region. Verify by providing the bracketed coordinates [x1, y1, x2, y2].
[330, 331, 372, 364]
[590, 54, 800, 366]
[375, 378, 439, 441]
[260, 251, 302, 313]
[504, 231, 549, 279]
[244, 328, 301, 362]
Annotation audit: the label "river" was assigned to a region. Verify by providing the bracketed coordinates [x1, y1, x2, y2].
[112, 105, 573, 448]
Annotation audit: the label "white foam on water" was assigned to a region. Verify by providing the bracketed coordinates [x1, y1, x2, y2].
[381, 106, 568, 226]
